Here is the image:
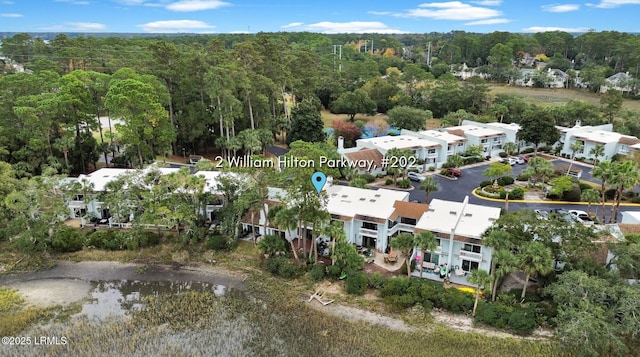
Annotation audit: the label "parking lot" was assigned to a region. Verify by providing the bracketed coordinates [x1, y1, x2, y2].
[405, 158, 640, 223]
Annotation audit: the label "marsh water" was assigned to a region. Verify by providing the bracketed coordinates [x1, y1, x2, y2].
[77, 280, 231, 320]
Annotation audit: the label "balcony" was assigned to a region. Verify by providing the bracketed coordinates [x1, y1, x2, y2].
[388, 223, 415, 235]
[426, 246, 443, 255]
[426, 152, 438, 158]
[68, 200, 86, 209]
[459, 250, 483, 262]
[359, 227, 379, 237]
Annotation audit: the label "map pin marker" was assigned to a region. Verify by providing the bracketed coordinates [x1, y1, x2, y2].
[311, 172, 327, 194]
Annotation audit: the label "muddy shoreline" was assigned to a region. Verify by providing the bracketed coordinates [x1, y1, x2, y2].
[0, 260, 248, 289]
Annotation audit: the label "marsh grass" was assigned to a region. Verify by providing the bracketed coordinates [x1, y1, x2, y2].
[2, 287, 563, 357]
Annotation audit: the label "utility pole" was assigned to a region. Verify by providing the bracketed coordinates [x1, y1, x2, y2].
[427, 41, 431, 66]
[364, 40, 367, 53]
[333, 45, 342, 72]
[371, 39, 373, 54]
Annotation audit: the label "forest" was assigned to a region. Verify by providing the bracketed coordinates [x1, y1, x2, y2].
[1, 30, 640, 177]
[1, 30, 640, 357]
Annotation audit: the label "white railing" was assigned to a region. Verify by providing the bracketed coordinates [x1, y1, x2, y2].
[388, 223, 415, 235]
[68, 200, 86, 208]
[459, 250, 483, 262]
[359, 227, 378, 237]
[427, 246, 443, 255]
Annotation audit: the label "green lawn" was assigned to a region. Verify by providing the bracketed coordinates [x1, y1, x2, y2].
[490, 85, 640, 111]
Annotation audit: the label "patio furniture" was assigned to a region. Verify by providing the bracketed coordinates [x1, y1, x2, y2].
[384, 254, 398, 264]
[423, 262, 436, 271]
[455, 268, 465, 277]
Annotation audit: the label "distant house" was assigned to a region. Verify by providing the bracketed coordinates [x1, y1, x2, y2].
[601, 72, 634, 94]
[451, 63, 489, 80]
[514, 68, 568, 88]
[412, 196, 501, 287]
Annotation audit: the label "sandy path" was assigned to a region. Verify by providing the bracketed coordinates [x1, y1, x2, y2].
[307, 299, 412, 332]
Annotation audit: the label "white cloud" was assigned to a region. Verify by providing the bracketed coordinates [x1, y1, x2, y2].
[166, 0, 230, 12]
[2, 1, 15, 4]
[588, 0, 640, 8]
[68, 22, 106, 30]
[1, 13, 22, 17]
[298, 21, 405, 34]
[115, 0, 148, 4]
[138, 19, 216, 33]
[465, 18, 510, 25]
[522, 26, 588, 33]
[40, 22, 106, 31]
[399, 1, 502, 20]
[367, 11, 393, 15]
[55, 0, 89, 4]
[542, 4, 580, 12]
[470, 0, 502, 5]
[281, 22, 303, 29]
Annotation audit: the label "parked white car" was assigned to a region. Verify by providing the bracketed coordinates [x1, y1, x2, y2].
[407, 172, 426, 182]
[568, 210, 595, 225]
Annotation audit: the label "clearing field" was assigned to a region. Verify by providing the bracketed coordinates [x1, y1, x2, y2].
[490, 85, 640, 111]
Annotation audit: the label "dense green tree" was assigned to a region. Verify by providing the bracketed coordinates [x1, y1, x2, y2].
[601, 89, 624, 123]
[487, 43, 514, 83]
[286, 100, 325, 145]
[329, 89, 376, 121]
[483, 162, 512, 182]
[385, 106, 431, 131]
[516, 108, 560, 154]
[105, 77, 175, 168]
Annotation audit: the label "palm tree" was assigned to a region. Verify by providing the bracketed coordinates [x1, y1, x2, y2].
[609, 160, 639, 223]
[467, 269, 491, 317]
[419, 176, 440, 203]
[444, 154, 464, 168]
[581, 189, 600, 215]
[482, 230, 514, 299]
[590, 144, 605, 166]
[321, 221, 345, 266]
[390, 233, 415, 278]
[490, 249, 518, 301]
[523, 157, 554, 185]
[413, 231, 438, 278]
[592, 160, 615, 223]
[272, 205, 300, 264]
[566, 140, 584, 176]
[518, 241, 553, 299]
[502, 141, 518, 156]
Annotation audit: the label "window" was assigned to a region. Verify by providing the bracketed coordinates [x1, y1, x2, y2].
[400, 217, 417, 225]
[428, 148, 436, 154]
[463, 244, 481, 253]
[462, 260, 479, 272]
[362, 222, 377, 230]
[481, 139, 488, 144]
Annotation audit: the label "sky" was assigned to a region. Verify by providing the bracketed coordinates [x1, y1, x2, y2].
[1, 0, 639, 34]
